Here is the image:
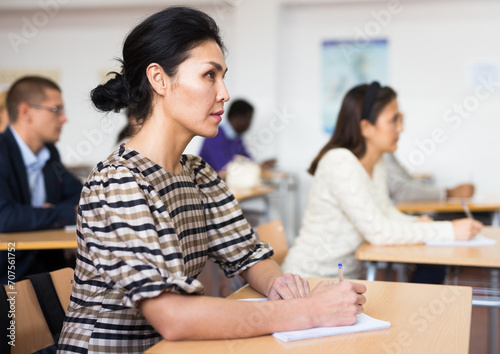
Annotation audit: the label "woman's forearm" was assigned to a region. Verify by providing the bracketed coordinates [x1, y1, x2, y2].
[140, 278, 366, 341]
[140, 292, 312, 341]
[240, 258, 284, 296]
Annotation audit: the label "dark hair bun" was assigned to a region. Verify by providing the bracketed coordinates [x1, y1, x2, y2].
[91, 72, 130, 113]
[91, 6, 224, 121]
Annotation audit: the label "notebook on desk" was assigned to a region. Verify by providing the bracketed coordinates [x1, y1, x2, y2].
[239, 298, 391, 342]
[426, 234, 496, 247]
[272, 313, 391, 342]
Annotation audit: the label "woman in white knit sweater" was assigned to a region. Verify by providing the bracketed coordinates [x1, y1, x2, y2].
[282, 82, 482, 280]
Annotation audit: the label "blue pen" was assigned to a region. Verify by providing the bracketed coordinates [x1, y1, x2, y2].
[338, 263, 344, 282]
[461, 201, 474, 219]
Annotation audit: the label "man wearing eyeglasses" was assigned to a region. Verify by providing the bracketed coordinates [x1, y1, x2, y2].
[0, 76, 83, 283]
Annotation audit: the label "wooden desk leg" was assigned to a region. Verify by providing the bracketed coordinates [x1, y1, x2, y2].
[366, 262, 377, 281]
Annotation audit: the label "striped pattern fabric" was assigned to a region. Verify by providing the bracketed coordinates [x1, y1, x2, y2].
[58, 145, 273, 353]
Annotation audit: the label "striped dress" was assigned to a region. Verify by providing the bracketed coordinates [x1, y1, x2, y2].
[58, 145, 273, 354]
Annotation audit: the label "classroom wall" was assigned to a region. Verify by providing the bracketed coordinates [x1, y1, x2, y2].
[1, 0, 499, 230]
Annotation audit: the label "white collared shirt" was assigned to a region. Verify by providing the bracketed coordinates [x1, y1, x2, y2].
[9, 126, 50, 207]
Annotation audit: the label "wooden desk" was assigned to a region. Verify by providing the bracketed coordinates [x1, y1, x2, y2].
[0, 228, 77, 250]
[260, 169, 289, 180]
[145, 278, 472, 354]
[356, 227, 500, 268]
[232, 185, 275, 202]
[396, 200, 500, 213]
[219, 169, 289, 180]
[396, 200, 500, 226]
[356, 226, 500, 353]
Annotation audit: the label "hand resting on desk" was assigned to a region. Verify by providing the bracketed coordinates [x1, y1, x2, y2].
[267, 272, 310, 299]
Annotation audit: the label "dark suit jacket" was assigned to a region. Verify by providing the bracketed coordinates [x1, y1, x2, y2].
[0, 128, 83, 283]
[0, 128, 83, 233]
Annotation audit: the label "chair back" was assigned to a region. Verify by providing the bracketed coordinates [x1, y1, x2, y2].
[255, 220, 289, 265]
[2, 267, 74, 354]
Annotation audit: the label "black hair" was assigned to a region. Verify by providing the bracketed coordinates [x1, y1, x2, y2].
[7, 76, 60, 123]
[227, 99, 254, 120]
[91, 6, 225, 124]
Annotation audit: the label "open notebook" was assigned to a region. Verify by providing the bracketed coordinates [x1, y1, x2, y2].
[426, 234, 496, 247]
[272, 313, 391, 342]
[239, 299, 391, 342]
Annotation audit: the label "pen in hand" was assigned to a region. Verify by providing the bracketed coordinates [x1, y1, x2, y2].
[338, 263, 343, 282]
[461, 201, 474, 219]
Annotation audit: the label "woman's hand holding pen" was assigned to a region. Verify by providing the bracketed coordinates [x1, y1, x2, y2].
[307, 281, 367, 327]
[267, 273, 310, 300]
[452, 218, 483, 241]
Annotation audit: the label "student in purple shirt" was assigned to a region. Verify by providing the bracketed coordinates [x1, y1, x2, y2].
[199, 99, 276, 171]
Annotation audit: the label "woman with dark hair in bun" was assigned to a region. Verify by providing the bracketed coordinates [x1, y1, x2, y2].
[58, 7, 366, 353]
[282, 82, 483, 281]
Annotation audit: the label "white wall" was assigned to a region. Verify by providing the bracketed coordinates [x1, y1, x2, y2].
[1, 0, 499, 224]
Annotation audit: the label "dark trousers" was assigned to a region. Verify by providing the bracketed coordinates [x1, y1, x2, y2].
[410, 264, 446, 284]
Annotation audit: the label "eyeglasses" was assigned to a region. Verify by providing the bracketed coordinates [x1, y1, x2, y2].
[28, 103, 65, 115]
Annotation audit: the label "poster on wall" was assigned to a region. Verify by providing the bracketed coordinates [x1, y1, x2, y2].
[322, 39, 388, 133]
